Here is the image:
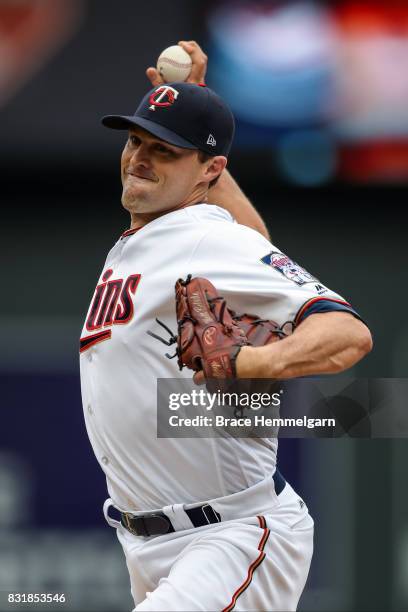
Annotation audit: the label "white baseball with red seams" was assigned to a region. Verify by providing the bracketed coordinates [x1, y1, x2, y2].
[157, 45, 192, 82]
[79, 204, 359, 610]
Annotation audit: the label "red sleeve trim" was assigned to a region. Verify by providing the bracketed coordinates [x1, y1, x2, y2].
[295, 297, 352, 326]
[221, 516, 270, 612]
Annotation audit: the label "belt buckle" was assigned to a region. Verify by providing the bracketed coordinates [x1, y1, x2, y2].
[122, 512, 141, 536]
[123, 512, 173, 536]
[201, 504, 221, 524]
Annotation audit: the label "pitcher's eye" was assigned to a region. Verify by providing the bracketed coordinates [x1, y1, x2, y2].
[155, 144, 170, 153]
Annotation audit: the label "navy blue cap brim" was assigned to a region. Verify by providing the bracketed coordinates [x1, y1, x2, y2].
[101, 115, 198, 150]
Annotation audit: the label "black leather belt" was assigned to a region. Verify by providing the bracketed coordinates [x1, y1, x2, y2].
[120, 470, 286, 537]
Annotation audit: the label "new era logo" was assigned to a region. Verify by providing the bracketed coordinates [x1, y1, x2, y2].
[207, 134, 216, 146]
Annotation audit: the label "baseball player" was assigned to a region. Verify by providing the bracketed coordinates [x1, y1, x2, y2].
[80, 42, 372, 611]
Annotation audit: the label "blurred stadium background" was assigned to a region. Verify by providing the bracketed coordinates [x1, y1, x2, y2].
[0, 0, 407, 610]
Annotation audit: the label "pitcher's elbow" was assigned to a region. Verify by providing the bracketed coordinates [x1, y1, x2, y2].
[359, 324, 373, 356]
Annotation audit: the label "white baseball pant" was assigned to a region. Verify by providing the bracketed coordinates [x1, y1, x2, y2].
[107, 477, 314, 611]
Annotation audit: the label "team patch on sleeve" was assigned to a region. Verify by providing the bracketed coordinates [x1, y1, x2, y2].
[261, 251, 318, 286]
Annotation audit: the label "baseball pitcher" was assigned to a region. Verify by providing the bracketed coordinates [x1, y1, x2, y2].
[80, 42, 372, 611]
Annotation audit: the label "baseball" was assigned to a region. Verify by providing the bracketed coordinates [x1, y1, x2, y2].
[157, 45, 192, 83]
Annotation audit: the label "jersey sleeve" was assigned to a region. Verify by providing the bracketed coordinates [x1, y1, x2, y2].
[187, 223, 363, 328]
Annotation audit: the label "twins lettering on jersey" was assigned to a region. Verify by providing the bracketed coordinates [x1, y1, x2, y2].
[80, 269, 140, 353]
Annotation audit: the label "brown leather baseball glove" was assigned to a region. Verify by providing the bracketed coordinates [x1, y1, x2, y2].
[148, 275, 287, 379]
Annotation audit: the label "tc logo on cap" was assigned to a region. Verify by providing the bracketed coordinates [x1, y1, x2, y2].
[149, 85, 179, 111]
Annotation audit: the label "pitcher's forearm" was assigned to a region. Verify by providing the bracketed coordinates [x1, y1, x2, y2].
[236, 312, 373, 379]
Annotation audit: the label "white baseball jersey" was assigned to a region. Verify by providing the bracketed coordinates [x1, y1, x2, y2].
[80, 204, 357, 512]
